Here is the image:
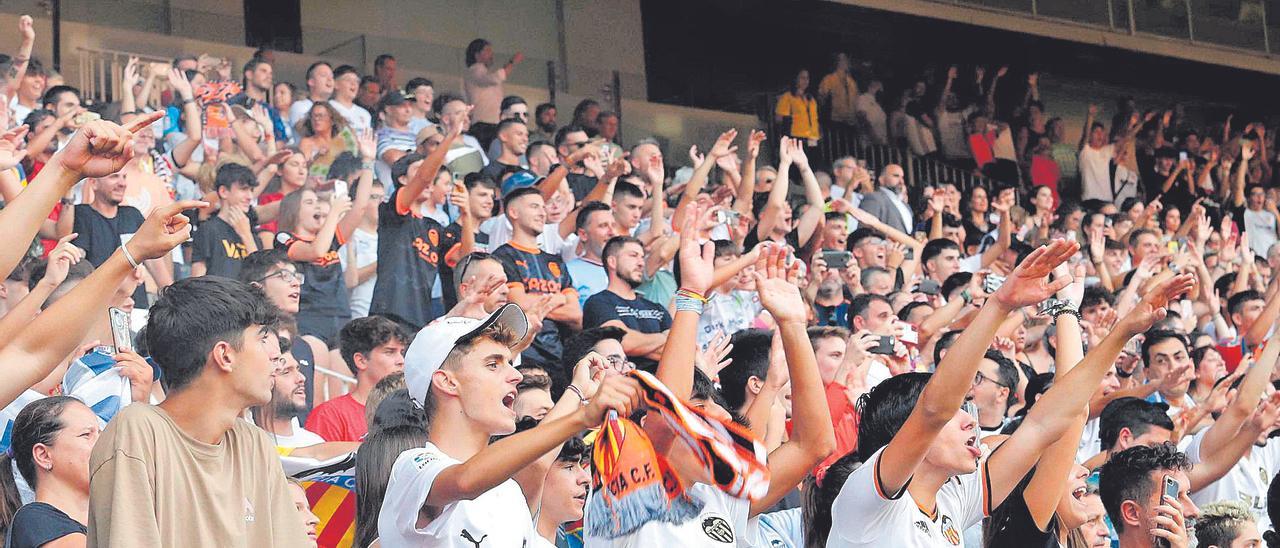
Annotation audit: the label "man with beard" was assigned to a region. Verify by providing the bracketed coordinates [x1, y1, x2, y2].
[583, 235, 670, 369]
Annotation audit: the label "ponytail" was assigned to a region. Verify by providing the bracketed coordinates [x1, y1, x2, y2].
[0, 454, 21, 537]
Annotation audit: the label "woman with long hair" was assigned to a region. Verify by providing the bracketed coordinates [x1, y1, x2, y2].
[961, 185, 993, 249]
[297, 102, 355, 178]
[256, 148, 311, 245]
[3, 396, 100, 548]
[276, 188, 354, 350]
[354, 425, 427, 548]
[775, 69, 820, 155]
[1188, 345, 1228, 405]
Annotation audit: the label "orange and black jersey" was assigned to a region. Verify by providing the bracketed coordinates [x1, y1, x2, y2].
[492, 241, 577, 368]
[369, 186, 458, 329]
[278, 229, 349, 318]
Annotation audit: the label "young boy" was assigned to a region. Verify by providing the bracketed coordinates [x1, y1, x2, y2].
[88, 276, 308, 546]
[378, 303, 641, 546]
[191, 163, 259, 278]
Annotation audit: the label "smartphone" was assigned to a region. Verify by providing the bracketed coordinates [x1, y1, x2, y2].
[869, 336, 897, 355]
[822, 250, 853, 270]
[899, 323, 920, 345]
[715, 209, 741, 225]
[109, 307, 132, 354]
[332, 180, 349, 199]
[1153, 475, 1180, 548]
[917, 278, 941, 296]
[983, 274, 1007, 295]
[1178, 151, 1188, 162]
[1166, 240, 1179, 254]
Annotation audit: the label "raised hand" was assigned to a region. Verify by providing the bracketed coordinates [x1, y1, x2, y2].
[752, 243, 806, 324]
[991, 239, 1079, 309]
[777, 137, 794, 167]
[114, 350, 154, 403]
[1055, 261, 1086, 304]
[708, 128, 739, 159]
[571, 351, 608, 400]
[125, 199, 206, 261]
[927, 188, 946, 214]
[42, 234, 85, 287]
[688, 144, 705, 169]
[1121, 273, 1196, 335]
[580, 373, 643, 428]
[747, 129, 766, 159]
[166, 67, 193, 100]
[698, 331, 735, 378]
[354, 128, 376, 162]
[123, 57, 142, 89]
[53, 112, 165, 178]
[678, 203, 715, 296]
[0, 125, 29, 170]
[17, 15, 34, 43]
[790, 138, 811, 170]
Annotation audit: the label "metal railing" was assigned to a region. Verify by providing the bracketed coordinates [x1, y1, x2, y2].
[75, 46, 171, 105]
[315, 365, 356, 401]
[943, 0, 1277, 55]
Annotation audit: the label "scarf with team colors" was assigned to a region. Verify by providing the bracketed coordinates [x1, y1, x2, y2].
[586, 369, 769, 539]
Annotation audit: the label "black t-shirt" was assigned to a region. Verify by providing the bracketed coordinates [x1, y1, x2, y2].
[583, 289, 672, 370]
[567, 173, 598, 203]
[369, 187, 453, 329]
[191, 215, 251, 279]
[984, 468, 1061, 548]
[71, 204, 148, 306]
[480, 161, 522, 184]
[492, 241, 575, 370]
[5, 502, 86, 548]
[439, 221, 490, 310]
[277, 230, 349, 319]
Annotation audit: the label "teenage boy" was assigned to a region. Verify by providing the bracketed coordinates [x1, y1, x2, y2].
[88, 276, 309, 546]
[492, 187, 581, 371]
[1099, 443, 1199, 548]
[369, 125, 473, 329]
[192, 163, 259, 278]
[822, 240, 1193, 547]
[440, 172, 500, 310]
[379, 303, 643, 546]
[583, 235, 670, 369]
[306, 316, 410, 442]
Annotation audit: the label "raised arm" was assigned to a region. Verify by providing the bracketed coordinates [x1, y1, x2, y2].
[396, 125, 459, 214]
[748, 244, 836, 515]
[673, 129, 737, 231]
[990, 275, 1195, 512]
[877, 240, 1078, 496]
[4, 16, 33, 100]
[791, 145, 825, 248]
[0, 200, 201, 408]
[656, 206, 716, 399]
[1079, 104, 1097, 152]
[166, 68, 202, 168]
[756, 138, 794, 241]
[734, 130, 766, 218]
[335, 130, 377, 241]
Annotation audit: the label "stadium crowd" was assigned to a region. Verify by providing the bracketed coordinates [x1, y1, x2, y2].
[0, 11, 1279, 548]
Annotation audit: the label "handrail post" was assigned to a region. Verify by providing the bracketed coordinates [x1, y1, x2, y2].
[546, 61, 557, 105]
[1185, 0, 1195, 41]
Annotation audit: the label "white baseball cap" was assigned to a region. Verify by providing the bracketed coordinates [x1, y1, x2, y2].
[403, 304, 530, 407]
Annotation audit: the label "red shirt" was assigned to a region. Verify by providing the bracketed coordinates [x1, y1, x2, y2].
[304, 394, 367, 442]
[1030, 156, 1062, 201]
[969, 131, 997, 168]
[817, 380, 860, 474]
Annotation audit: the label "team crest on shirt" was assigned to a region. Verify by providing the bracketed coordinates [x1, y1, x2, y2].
[243, 497, 256, 522]
[701, 514, 734, 543]
[412, 451, 438, 470]
[428, 228, 439, 246]
[940, 515, 960, 545]
[549, 262, 562, 278]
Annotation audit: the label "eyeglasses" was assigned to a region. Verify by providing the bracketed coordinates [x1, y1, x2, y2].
[604, 354, 635, 372]
[258, 270, 305, 285]
[456, 252, 493, 282]
[973, 371, 1009, 389]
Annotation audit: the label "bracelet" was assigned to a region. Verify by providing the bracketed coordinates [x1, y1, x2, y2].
[120, 244, 141, 269]
[362, 160, 375, 171]
[565, 384, 588, 405]
[675, 295, 705, 314]
[1052, 307, 1082, 324]
[676, 288, 708, 303]
[960, 289, 973, 304]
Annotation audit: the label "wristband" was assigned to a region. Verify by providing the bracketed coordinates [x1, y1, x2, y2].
[121, 244, 142, 269]
[960, 289, 973, 304]
[675, 295, 705, 314]
[676, 288, 708, 303]
[362, 160, 375, 171]
[1052, 307, 1082, 324]
[566, 384, 588, 405]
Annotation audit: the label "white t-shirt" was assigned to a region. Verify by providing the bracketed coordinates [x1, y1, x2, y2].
[753, 507, 802, 547]
[288, 98, 315, 141]
[9, 96, 32, 127]
[828, 446, 987, 547]
[585, 483, 750, 547]
[378, 442, 534, 548]
[1187, 428, 1280, 530]
[329, 100, 372, 133]
[1078, 144, 1116, 202]
[698, 290, 763, 350]
[1076, 417, 1102, 464]
[527, 534, 557, 548]
[339, 227, 378, 318]
[1245, 208, 1278, 259]
[271, 419, 326, 448]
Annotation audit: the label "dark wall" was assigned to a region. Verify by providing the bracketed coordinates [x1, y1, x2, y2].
[640, 0, 1280, 118]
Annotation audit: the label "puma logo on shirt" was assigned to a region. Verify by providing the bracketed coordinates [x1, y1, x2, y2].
[460, 528, 488, 547]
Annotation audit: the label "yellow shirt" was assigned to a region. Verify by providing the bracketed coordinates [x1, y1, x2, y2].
[819, 72, 860, 123]
[776, 92, 820, 141]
